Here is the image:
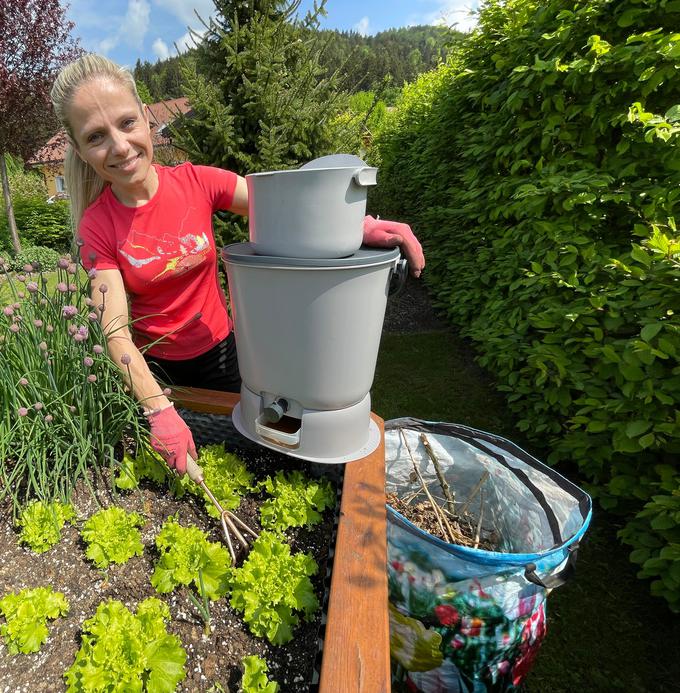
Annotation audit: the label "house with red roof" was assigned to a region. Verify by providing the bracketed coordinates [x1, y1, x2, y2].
[28, 97, 191, 198]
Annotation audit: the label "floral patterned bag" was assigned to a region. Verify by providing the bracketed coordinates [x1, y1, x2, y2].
[385, 418, 592, 692]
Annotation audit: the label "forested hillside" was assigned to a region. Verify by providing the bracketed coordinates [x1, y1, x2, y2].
[133, 24, 462, 103]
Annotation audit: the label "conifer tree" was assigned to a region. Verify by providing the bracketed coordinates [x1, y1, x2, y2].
[174, 0, 345, 176]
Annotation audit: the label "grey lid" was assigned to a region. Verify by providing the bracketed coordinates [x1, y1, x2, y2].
[222, 243, 400, 268]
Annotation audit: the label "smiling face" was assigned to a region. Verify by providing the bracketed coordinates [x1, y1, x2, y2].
[67, 78, 156, 204]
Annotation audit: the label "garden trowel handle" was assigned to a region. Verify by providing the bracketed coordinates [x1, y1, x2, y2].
[185, 454, 205, 484]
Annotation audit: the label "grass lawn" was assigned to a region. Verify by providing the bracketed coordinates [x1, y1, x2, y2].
[374, 330, 680, 692]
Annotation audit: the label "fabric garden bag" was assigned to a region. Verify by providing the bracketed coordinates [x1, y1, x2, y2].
[385, 418, 592, 693]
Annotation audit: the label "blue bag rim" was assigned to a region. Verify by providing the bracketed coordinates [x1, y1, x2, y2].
[385, 417, 593, 565]
[387, 504, 591, 566]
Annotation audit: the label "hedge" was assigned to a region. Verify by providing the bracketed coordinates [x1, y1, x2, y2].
[373, 0, 680, 609]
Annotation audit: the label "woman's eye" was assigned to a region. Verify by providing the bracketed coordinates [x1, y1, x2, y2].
[122, 118, 136, 128]
[87, 133, 101, 143]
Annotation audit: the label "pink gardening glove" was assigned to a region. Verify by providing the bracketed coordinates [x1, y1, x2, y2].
[362, 215, 425, 278]
[147, 404, 197, 475]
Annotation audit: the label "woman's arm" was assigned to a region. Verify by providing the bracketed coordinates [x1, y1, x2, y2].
[90, 268, 170, 412]
[228, 175, 249, 216]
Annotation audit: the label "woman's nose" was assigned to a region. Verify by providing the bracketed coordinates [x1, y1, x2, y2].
[109, 129, 130, 155]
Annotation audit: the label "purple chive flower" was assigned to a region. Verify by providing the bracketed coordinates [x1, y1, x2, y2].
[16, 274, 26, 282]
[88, 268, 98, 279]
[23, 264, 33, 273]
[19, 377, 28, 386]
[34, 402, 43, 411]
[163, 388, 171, 396]
[62, 305, 78, 319]
[40, 298, 47, 306]
[87, 374, 97, 383]
[93, 344, 104, 354]
[18, 407, 29, 417]
[69, 283, 77, 292]
[85, 298, 94, 307]
[69, 405, 76, 413]
[17, 291, 25, 299]
[9, 324, 19, 333]
[68, 263, 77, 275]
[46, 325, 54, 333]
[3, 306, 13, 316]
[73, 333, 85, 342]
[39, 341, 48, 351]
[75, 238, 84, 248]
[98, 284, 108, 294]
[13, 315, 22, 322]
[56, 282, 68, 293]
[58, 257, 70, 269]
[26, 282, 38, 293]
[45, 414, 53, 423]
[120, 353, 132, 365]
[68, 325, 77, 335]
[88, 312, 98, 321]
[78, 325, 89, 337]
[83, 356, 94, 367]
[12, 302, 19, 309]
[33, 319, 43, 328]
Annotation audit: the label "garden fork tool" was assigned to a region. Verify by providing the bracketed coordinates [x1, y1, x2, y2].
[186, 454, 259, 563]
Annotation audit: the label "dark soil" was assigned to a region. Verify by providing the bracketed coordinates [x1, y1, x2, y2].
[0, 444, 338, 692]
[383, 275, 447, 333]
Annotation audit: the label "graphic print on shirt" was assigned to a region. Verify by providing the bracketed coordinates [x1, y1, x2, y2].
[118, 225, 211, 282]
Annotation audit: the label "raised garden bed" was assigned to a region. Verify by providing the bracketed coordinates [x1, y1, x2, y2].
[0, 387, 390, 692]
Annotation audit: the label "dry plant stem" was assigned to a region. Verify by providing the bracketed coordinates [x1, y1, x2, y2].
[458, 471, 490, 517]
[399, 428, 453, 543]
[419, 433, 456, 514]
[473, 489, 484, 550]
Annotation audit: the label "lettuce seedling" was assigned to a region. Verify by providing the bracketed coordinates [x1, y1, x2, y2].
[241, 655, 279, 692]
[258, 470, 335, 532]
[80, 506, 145, 569]
[114, 448, 169, 490]
[64, 597, 186, 692]
[229, 530, 319, 645]
[151, 516, 230, 600]
[17, 500, 76, 553]
[0, 586, 69, 654]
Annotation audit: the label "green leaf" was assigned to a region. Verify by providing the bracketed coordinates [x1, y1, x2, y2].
[626, 420, 652, 438]
[80, 507, 144, 569]
[640, 323, 662, 342]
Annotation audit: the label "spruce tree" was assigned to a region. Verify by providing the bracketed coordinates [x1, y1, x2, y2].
[174, 0, 346, 176]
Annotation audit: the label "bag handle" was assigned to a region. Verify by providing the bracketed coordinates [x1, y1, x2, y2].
[524, 542, 579, 590]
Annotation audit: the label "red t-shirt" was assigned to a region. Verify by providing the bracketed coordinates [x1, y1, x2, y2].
[78, 162, 238, 360]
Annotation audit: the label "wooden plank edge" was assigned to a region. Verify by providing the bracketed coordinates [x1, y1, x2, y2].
[319, 413, 391, 693]
[169, 388, 391, 691]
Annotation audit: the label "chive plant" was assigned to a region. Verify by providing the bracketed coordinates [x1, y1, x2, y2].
[0, 251, 148, 515]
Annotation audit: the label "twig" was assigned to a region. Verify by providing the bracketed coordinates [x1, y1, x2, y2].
[458, 471, 490, 517]
[419, 433, 456, 514]
[399, 428, 454, 542]
[473, 489, 484, 550]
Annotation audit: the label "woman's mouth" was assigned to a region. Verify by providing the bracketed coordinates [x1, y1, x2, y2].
[111, 154, 142, 171]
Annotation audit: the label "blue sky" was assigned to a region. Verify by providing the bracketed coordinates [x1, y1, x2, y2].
[65, 0, 480, 69]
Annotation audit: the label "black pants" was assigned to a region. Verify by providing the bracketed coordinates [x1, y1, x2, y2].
[145, 332, 242, 393]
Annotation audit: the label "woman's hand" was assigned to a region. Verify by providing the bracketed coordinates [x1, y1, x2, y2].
[147, 404, 197, 475]
[362, 215, 425, 278]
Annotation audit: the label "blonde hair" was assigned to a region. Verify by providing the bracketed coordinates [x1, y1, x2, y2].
[50, 54, 145, 231]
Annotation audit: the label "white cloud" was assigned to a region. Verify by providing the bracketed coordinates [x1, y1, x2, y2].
[98, 36, 119, 55]
[152, 37, 170, 61]
[354, 16, 370, 36]
[416, 0, 480, 33]
[121, 0, 151, 50]
[152, 0, 215, 27]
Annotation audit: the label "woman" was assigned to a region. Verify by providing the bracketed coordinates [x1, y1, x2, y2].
[50, 54, 425, 474]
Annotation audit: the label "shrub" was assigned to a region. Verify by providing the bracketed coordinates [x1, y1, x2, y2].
[0, 197, 72, 254]
[5, 245, 61, 271]
[375, 0, 680, 607]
